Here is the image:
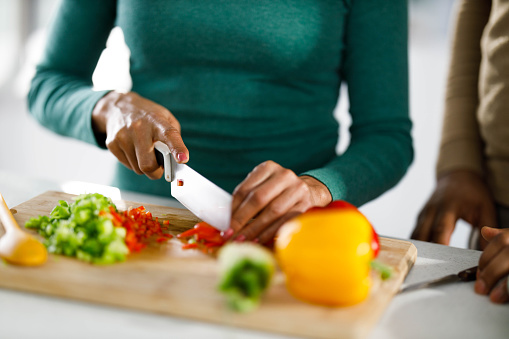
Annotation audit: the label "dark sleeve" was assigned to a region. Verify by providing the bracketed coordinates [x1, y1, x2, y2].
[27, 0, 117, 146]
[302, 0, 413, 206]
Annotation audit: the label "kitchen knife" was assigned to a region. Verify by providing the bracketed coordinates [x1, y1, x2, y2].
[154, 141, 232, 231]
[399, 266, 478, 293]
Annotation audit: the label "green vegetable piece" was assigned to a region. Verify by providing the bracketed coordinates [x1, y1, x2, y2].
[217, 243, 276, 313]
[97, 219, 115, 243]
[25, 215, 50, 230]
[50, 200, 71, 220]
[370, 260, 393, 280]
[82, 238, 102, 256]
[23, 193, 129, 265]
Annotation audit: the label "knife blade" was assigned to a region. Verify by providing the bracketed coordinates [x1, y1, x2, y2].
[399, 266, 478, 294]
[154, 141, 232, 231]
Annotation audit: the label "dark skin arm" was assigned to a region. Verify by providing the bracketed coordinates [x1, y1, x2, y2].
[228, 161, 332, 244]
[92, 91, 189, 177]
[412, 170, 497, 249]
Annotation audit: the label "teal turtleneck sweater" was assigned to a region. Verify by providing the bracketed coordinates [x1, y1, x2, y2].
[28, 0, 412, 206]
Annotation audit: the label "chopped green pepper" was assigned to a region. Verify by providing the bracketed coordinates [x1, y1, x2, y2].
[25, 193, 128, 264]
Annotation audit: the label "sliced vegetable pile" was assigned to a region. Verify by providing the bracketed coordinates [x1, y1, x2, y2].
[106, 205, 172, 253]
[25, 193, 172, 264]
[176, 221, 226, 253]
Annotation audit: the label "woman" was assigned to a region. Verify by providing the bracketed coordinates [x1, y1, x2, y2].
[28, 0, 412, 243]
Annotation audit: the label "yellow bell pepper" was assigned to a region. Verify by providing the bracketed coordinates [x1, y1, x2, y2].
[275, 201, 378, 306]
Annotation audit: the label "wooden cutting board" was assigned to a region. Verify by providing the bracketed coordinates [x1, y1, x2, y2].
[0, 191, 417, 339]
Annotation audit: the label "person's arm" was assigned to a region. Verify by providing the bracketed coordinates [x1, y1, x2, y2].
[437, 0, 491, 177]
[412, 0, 495, 247]
[28, 0, 116, 146]
[302, 0, 413, 206]
[28, 0, 189, 179]
[228, 0, 412, 244]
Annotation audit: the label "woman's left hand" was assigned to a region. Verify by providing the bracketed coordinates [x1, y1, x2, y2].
[475, 226, 509, 303]
[228, 161, 332, 244]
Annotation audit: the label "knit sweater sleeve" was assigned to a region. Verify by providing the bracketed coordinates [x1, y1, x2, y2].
[302, 0, 413, 206]
[27, 0, 117, 147]
[436, 0, 491, 178]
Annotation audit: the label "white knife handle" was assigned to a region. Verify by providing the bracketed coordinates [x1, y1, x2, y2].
[154, 141, 174, 182]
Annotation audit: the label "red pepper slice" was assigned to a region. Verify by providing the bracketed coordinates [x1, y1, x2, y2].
[178, 222, 223, 240]
[182, 243, 198, 250]
[177, 222, 227, 251]
[193, 222, 221, 236]
[195, 232, 224, 243]
[177, 228, 199, 239]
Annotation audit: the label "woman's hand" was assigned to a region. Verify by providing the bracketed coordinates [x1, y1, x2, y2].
[92, 91, 189, 179]
[412, 170, 497, 248]
[227, 161, 332, 244]
[475, 227, 509, 304]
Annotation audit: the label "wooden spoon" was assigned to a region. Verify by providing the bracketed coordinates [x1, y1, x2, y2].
[0, 193, 47, 266]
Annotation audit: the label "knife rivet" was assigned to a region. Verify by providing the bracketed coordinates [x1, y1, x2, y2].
[177, 179, 184, 186]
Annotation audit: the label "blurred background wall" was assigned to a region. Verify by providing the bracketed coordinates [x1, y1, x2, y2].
[0, 0, 471, 247]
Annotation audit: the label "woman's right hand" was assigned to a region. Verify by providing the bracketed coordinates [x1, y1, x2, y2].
[92, 91, 189, 179]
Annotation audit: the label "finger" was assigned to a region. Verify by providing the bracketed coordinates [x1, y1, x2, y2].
[122, 144, 143, 175]
[107, 142, 133, 171]
[479, 233, 489, 251]
[155, 123, 189, 164]
[235, 182, 309, 240]
[477, 204, 498, 248]
[481, 226, 503, 242]
[411, 205, 437, 242]
[231, 161, 278, 213]
[489, 277, 509, 304]
[134, 136, 163, 180]
[478, 231, 509, 271]
[257, 207, 304, 245]
[478, 246, 509, 293]
[430, 210, 458, 245]
[230, 169, 292, 233]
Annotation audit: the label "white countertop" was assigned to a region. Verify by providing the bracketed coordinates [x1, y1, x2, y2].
[0, 170, 508, 339]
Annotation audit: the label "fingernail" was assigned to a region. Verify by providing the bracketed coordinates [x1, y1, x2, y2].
[490, 286, 505, 303]
[475, 279, 488, 295]
[177, 153, 187, 162]
[235, 234, 246, 242]
[222, 228, 234, 240]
